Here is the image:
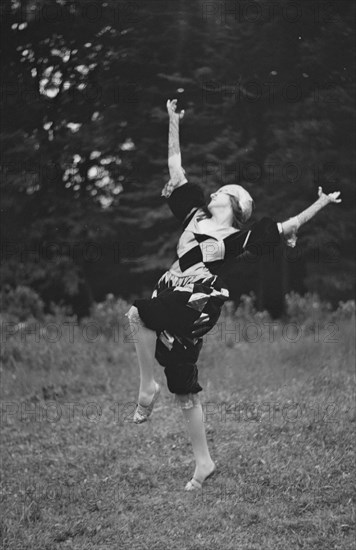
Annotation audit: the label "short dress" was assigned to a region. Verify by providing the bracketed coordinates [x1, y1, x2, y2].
[131, 180, 281, 406]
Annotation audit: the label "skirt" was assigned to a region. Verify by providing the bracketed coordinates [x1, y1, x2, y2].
[131, 270, 230, 397]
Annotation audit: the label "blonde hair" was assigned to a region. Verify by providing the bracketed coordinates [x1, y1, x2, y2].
[199, 194, 254, 229]
[229, 194, 255, 229]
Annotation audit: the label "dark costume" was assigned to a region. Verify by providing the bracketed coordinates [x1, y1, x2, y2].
[132, 182, 281, 401]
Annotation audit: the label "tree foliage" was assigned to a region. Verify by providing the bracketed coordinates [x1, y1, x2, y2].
[1, 0, 355, 314]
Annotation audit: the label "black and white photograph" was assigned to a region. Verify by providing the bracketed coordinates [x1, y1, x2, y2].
[1, 0, 355, 548]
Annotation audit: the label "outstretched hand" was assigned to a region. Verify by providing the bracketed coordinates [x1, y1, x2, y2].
[318, 186, 342, 204]
[167, 99, 185, 121]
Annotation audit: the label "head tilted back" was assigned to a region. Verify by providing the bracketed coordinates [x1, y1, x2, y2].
[218, 184, 254, 223]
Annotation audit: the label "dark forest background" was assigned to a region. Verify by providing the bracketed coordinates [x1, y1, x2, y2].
[1, 0, 355, 318]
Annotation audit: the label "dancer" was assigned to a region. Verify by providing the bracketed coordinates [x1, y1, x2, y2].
[125, 99, 341, 491]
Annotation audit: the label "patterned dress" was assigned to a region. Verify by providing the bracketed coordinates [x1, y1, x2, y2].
[132, 181, 281, 403]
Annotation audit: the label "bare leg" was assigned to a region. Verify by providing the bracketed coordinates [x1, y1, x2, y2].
[126, 306, 158, 406]
[176, 394, 216, 486]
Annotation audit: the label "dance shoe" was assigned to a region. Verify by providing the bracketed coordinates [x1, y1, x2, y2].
[133, 382, 161, 424]
[184, 463, 217, 491]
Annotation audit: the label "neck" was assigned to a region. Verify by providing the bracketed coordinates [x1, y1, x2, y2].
[210, 207, 232, 228]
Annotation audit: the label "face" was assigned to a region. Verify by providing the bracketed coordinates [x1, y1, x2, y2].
[208, 189, 233, 209]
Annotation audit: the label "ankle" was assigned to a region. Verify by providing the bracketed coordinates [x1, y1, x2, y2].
[196, 458, 215, 470]
[139, 381, 157, 397]
[140, 378, 156, 389]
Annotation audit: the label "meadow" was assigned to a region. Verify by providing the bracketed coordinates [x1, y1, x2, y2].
[1, 291, 355, 550]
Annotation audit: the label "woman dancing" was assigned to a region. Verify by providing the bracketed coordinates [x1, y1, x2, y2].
[125, 99, 341, 491]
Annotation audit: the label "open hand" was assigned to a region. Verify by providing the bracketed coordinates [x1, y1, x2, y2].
[167, 99, 185, 121]
[318, 186, 342, 204]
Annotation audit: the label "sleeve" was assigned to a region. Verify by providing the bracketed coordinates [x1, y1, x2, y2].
[222, 217, 281, 259]
[244, 217, 281, 256]
[161, 168, 188, 199]
[165, 182, 206, 226]
[278, 218, 299, 248]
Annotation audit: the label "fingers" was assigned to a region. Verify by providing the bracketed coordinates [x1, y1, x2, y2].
[329, 191, 342, 203]
[167, 99, 178, 111]
[318, 187, 342, 204]
[167, 99, 185, 120]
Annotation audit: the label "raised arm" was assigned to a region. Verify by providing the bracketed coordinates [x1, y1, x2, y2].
[278, 186, 342, 246]
[161, 99, 188, 198]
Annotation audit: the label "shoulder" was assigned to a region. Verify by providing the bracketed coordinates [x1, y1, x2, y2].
[182, 206, 206, 230]
[243, 217, 281, 254]
[250, 217, 279, 236]
[167, 182, 205, 205]
[166, 182, 206, 224]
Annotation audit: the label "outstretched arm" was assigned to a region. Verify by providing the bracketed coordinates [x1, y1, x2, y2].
[161, 99, 188, 198]
[278, 186, 342, 247]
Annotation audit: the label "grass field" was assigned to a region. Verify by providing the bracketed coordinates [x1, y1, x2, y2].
[1, 297, 355, 550]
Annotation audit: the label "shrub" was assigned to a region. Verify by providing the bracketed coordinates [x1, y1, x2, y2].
[285, 291, 332, 324]
[0, 285, 45, 322]
[82, 294, 131, 340]
[331, 299, 355, 321]
[232, 292, 271, 324]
